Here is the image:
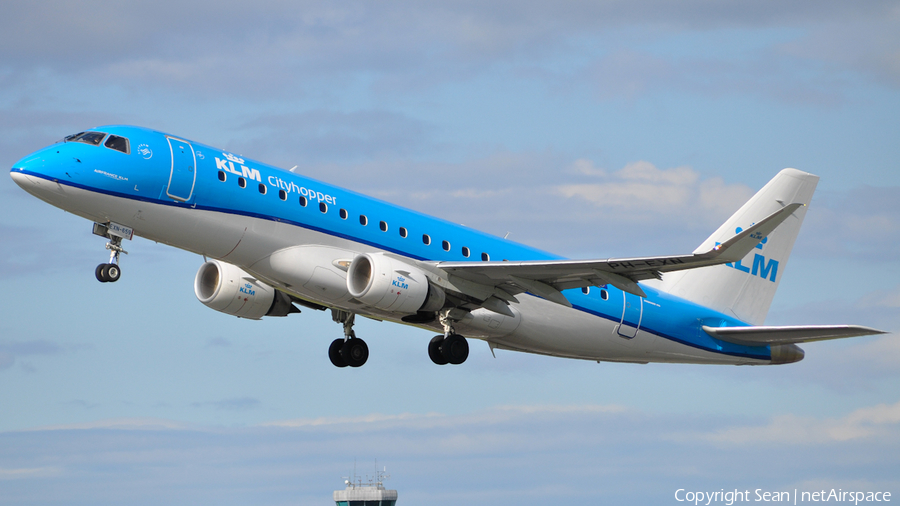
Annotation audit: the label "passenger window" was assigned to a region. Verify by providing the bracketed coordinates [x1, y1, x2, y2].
[601, 289, 609, 300]
[422, 234, 431, 245]
[340, 209, 348, 219]
[399, 227, 408, 238]
[217, 171, 226, 182]
[442, 240, 451, 251]
[319, 202, 328, 213]
[104, 135, 130, 154]
[278, 189, 287, 201]
[238, 177, 246, 188]
[258, 184, 267, 195]
[462, 246, 470, 258]
[359, 215, 368, 226]
[299, 195, 307, 206]
[379, 221, 388, 232]
[481, 252, 490, 261]
[582, 287, 590, 295]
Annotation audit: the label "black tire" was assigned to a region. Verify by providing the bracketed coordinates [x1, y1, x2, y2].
[341, 338, 369, 367]
[441, 334, 469, 365]
[428, 335, 448, 365]
[106, 264, 121, 282]
[95, 264, 109, 282]
[329, 339, 348, 368]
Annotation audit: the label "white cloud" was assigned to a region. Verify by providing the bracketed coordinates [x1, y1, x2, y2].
[557, 161, 753, 220]
[0, 467, 61, 480]
[261, 404, 626, 431]
[694, 399, 900, 445]
[2, 0, 896, 101]
[796, 187, 900, 262]
[21, 417, 193, 432]
[569, 158, 607, 177]
[261, 411, 443, 429]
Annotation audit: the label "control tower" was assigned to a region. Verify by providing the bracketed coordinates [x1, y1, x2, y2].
[333, 465, 398, 506]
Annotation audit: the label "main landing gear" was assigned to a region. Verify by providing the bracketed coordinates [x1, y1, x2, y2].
[325, 307, 470, 368]
[428, 309, 469, 365]
[328, 309, 369, 368]
[92, 222, 132, 283]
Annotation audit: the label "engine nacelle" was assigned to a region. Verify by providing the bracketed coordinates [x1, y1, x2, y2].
[347, 253, 445, 314]
[194, 260, 295, 319]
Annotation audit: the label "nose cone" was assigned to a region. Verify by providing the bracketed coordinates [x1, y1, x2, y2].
[10, 146, 73, 202]
[11, 150, 51, 194]
[10, 154, 47, 195]
[770, 344, 805, 364]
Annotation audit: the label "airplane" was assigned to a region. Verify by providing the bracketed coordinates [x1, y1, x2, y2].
[9, 125, 886, 368]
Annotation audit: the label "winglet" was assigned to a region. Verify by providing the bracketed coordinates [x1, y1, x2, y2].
[701, 203, 803, 263]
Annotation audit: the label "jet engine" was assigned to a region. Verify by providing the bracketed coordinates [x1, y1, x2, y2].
[194, 260, 296, 319]
[347, 253, 445, 314]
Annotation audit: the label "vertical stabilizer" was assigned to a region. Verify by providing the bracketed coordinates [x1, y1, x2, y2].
[658, 169, 819, 325]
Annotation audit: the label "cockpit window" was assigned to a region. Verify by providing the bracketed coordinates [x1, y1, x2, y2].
[65, 131, 107, 146]
[104, 135, 130, 154]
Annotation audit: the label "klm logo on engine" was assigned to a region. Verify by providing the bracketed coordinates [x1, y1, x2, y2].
[392, 275, 409, 290]
[240, 283, 256, 296]
[215, 152, 261, 182]
[718, 227, 779, 282]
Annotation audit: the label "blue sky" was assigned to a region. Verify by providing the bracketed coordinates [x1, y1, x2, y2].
[1, 1, 899, 504]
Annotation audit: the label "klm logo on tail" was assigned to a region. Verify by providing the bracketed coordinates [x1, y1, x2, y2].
[720, 227, 779, 282]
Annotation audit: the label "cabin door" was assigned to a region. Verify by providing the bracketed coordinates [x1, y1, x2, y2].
[166, 137, 196, 201]
[617, 291, 643, 338]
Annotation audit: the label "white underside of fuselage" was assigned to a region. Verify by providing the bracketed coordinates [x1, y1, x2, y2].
[13, 172, 769, 366]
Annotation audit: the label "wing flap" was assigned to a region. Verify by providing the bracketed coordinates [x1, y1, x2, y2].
[702, 325, 887, 345]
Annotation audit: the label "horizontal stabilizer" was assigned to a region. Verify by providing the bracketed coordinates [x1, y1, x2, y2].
[702, 325, 887, 346]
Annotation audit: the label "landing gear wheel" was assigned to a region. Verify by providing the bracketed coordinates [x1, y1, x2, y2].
[105, 264, 121, 282]
[329, 339, 348, 368]
[441, 334, 469, 365]
[428, 335, 449, 365]
[340, 338, 369, 368]
[95, 263, 121, 283]
[95, 264, 109, 283]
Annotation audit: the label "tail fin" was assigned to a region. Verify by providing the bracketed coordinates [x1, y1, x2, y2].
[659, 168, 819, 325]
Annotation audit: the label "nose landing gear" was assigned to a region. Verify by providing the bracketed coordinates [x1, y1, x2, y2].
[92, 222, 132, 283]
[95, 262, 121, 283]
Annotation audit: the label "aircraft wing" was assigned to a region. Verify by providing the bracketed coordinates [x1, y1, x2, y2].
[702, 325, 887, 345]
[436, 203, 803, 305]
